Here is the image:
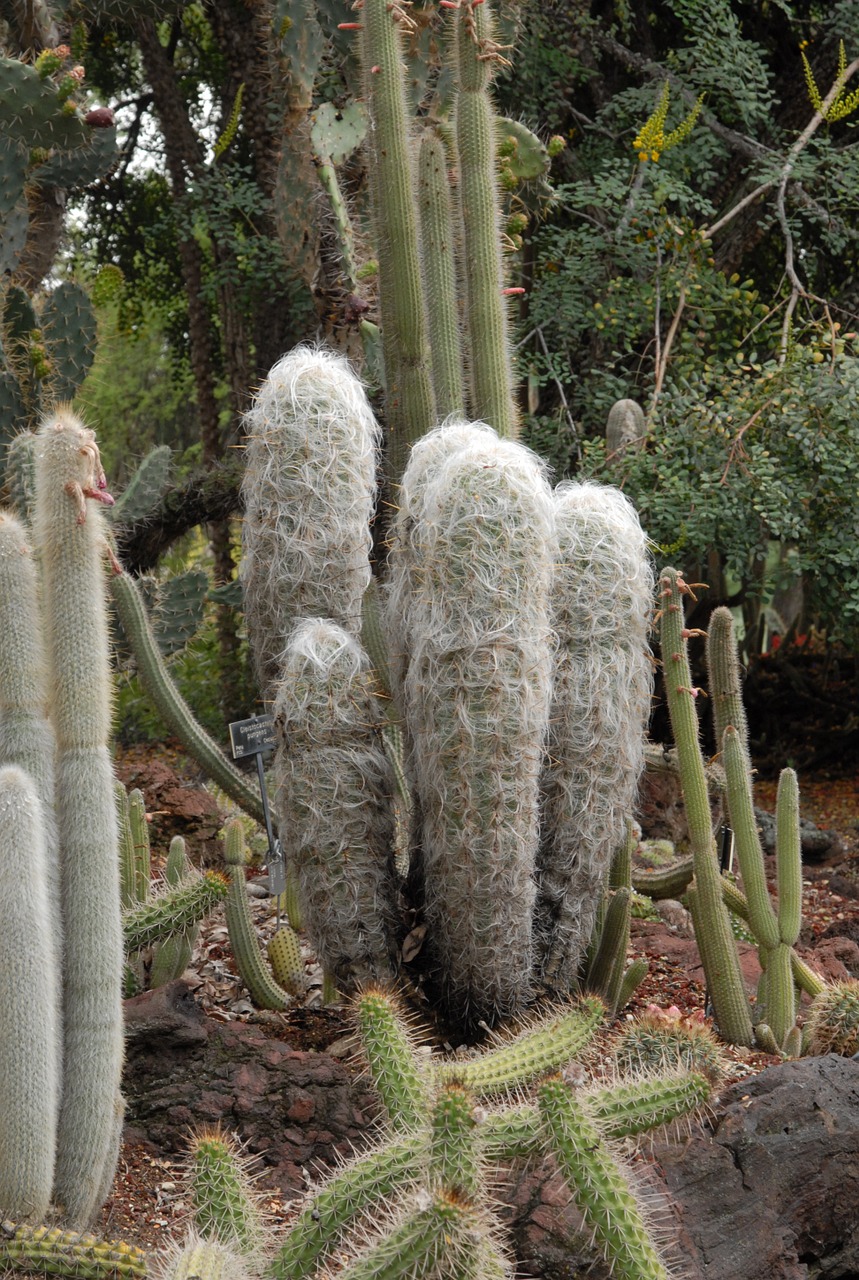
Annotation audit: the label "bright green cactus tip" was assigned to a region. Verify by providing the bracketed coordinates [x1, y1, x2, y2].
[186, 1128, 267, 1264]
[355, 987, 431, 1133]
[805, 979, 859, 1057]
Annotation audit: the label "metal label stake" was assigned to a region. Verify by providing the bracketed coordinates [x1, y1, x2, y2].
[228, 714, 285, 923]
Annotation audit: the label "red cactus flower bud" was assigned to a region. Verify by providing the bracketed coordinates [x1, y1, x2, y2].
[84, 107, 114, 128]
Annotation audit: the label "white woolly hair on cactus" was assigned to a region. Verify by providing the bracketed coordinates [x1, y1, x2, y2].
[0, 513, 59, 922]
[0, 766, 60, 1223]
[154, 1231, 256, 1280]
[33, 410, 123, 1227]
[396, 423, 556, 1030]
[273, 618, 399, 993]
[240, 346, 381, 703]
[535, 481, 654, 991]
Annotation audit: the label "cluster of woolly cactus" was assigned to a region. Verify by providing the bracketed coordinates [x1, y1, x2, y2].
[241, 347, 653, 1033]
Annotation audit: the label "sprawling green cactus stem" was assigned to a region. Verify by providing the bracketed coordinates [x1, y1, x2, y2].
[719, 875, 824, 998]
[33, 411, 124, 1227]
[482, 1069, 711, 1160]
[266, 925, 305, 995]
[0, 1219, 148, 1278]
[632, 859, 694, 900]
[109, 569, 265, 827]
[355, 988, 431, 1133]
[123, 871, 229, 955]
[361, 0, 435, 477]
[240, 346, 381, 701]
[450, 0, 516, 437]
[268, 1136, 424, 1280]
[150, 836, 198, 988]
[428, 1084, 480, 1198]
[433, 996, 604, 1097]
[536, 484, 653, 992]
[0, 511, 57, 910]
[338, 1191, 490, 1280]
[659, 567, 753, 1047]
[537, 1076, 669, 1280]
[223, 820, 291, 1012]
[805, 979, 859, 1056]
[0, 767, 60, 1223]
[186, 1128, 267, 1262]
[161, 1235, 252, 1280]
[394, 423, 555, 1029]
[417, 126, 465, 420]
[273, 621, 399, 992]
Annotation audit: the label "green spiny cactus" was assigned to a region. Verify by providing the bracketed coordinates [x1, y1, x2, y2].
[394, 424, 555, 1029]
[38, 282, 97, 403]
[273, 621, 399, 993]
[109, 444, 172, 528]
[223, 819, 292, 1012]
[537, 1075, 670, 1280]
[150, 836, 199, 988]
[805, 979, 859, 1056]
[536, 484, 653, 993]
[34, 410, 124, 1227]
[123, 870, 229, 955]
[0, 1219, 147, 1279]
[658, 567, 753, 1047]
[109, 568, 266, 826]
[240, 346, 381, 702]
[613, 1008, 726, 1083]
[449, 0, 516, 437]
[0, 766, 60, 1223]
[266, 924, 305, 995]
[186, 1128, 267, 1262]
[417, 126, 465, 420]
[149, 569, 209, 658]
[337, 1191, 496, 1280]
[127, 788, 151, 906]
[361, 0, 435, 477]
[355, 988, 431, 1133]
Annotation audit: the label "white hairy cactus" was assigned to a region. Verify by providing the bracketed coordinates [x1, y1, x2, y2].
[393, 422, 556, 1029]
[535, 481, 653, 990]
[0, 766, 60, 1222]
[240, 346, 381, 702]
[273, 619, 399, 992]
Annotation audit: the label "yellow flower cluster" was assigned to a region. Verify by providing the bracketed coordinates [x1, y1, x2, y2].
[802, 40, 859, 123]
[632, 81, 704, 163]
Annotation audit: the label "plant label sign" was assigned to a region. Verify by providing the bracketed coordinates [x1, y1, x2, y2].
[229, 714, 276, 759]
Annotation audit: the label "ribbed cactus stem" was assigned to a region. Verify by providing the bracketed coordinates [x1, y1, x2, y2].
[705, 606, 750, 768]
[584, 888, 631, 1013]
[536, 484, 653, 991]
[538, 1077, 669, 1280]
[127, 788, 151, 905]
[266, 925, 305, 995]
[0, 767, 60, 1223]
[187, 1129, 266, 1261]
[776, 768, 802, 946]
[0, 512, 58, 916]
[355, 989, 431, 1133]
[396, 424, 555, 1029]
[428, 1084, 480, 1198]
[273, 621, 399, 992]
[721, 726, 779, 952]
[269, 1136, 424, 1280]
[433, 996, 604, 1097]
[162, 1236, 253, 1280]
[0, 1220, 148, 1278]
[659, 567, 753, 1047]
[417, 126, 465, 419]
[338, 1192, 485, 1280]
[149, 836, 198, 987]
[719, 877, 824, 998]
[239, 346, 381, 701]
[116, 783, 135, 911]
[223, 820, 291, 1012]
[34, 411, 124, 1226]
[123, 871, 229, 955]
[361, 0, 435, 477]
[110, 569, 265, 826]
[451, 0, 516, 437]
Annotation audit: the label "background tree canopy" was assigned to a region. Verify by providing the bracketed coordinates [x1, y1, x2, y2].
[2, 0, 858, 729]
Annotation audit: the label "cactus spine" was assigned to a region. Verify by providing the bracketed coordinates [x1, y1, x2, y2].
[0, 767, 60, 1222]
[536, 483, 653, 990]
[186, 1129, 267, 1263]
[34, 411, 124, 1226]
[150, 836, 198, 988]
[123, 870, 229, 956]
[417, 127, 465, 420]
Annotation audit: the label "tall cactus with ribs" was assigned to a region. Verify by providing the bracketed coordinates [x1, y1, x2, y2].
[241, 0, 653, 1034]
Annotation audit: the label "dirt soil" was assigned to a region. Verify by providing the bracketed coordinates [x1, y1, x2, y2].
[89, 750, 859, 1265]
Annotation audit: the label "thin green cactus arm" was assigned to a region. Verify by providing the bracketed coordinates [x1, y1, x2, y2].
[722, 727, 780, 952]
[109, 567, 265, 826]
[450, 0, 517, 438]
[337, 1192, 487, 1280]
[659, 568, 753, 1047]
[354, 988, 431, 1132]
[719, 876, 824, 998]
[0, 1219, 148, 1278]
[223, 821, 292, 1012]
[418, 126, 465, 420]
[122, 871, 230, 955]
[361, 0, 436, 478]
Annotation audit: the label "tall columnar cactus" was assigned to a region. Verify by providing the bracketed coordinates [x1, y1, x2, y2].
[33, 410, 124, 1226]
[658, 568, 754, 1048]
[535, 483, 653, 991]
[0, 767, 60, 1223]
[417, 126, 465, 421]
[361, 0, 436, 477]
[391, 423, 555, 1028]
[240, 346, 382, 702]
[450, 0, 517, 438]
[273, 621, 399, 993]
